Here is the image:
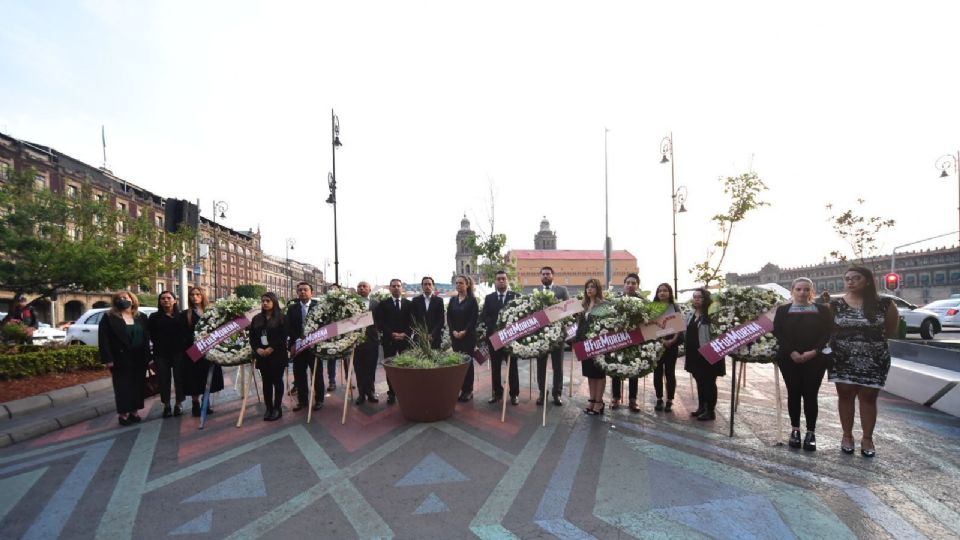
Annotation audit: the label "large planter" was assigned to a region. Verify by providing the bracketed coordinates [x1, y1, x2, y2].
[383, 358, 471, 422]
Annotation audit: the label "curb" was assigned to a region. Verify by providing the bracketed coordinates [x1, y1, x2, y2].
[0, 400, 115, 449]
[0, 377, 112, 420]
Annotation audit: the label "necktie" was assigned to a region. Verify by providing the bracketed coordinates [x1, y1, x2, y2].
[499, 294, 504, 306]
[395, 299, 400, 310]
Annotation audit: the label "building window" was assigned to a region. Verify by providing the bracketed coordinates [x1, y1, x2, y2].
[0, 161, 10, 179]
[34, 172, 47, 189]
[67, 185, 79, 199]
[920, 273, 930, 286]
[156, 281, 165, 292]
[935, 272, 946, 285]
[906, 274, 917, 287]
[156, 215, 164, 228]
[951, 271, 960, 284]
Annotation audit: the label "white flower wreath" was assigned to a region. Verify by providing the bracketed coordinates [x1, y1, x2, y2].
[587, 296, 667, 378]
[495, 290, 567, 358]
[194, 296, 258, 366]
[709, 285, 785, 363]
[303, 288, 368, 360]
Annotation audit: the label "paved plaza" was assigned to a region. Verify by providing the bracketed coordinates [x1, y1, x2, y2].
[0, 355, 958, 539]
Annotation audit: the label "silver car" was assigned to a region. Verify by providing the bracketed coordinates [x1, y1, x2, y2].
[65, 307, 158, 346]
[885, 295, 941, 339]
[920, 298, 960, 329]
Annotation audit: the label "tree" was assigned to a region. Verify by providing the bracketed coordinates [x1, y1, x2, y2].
[464, 180, 519, 289]
[825, 198, 895, 264]
[235, 283, 267, 299]
[0, 167, 195, 301]
[690, 171, 770, 288]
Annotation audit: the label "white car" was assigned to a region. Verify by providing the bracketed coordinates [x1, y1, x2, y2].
[65, 307, 158, 346]
[33, 322, 66, 345]
[886, 295, 940, 339]
[920, 298, 960, 329]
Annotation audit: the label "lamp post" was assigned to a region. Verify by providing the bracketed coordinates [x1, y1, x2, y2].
[327, 109, 343, 286]
[285, 237, 296, 300]
[661, 133, 687, 294]
[936, 151, 960, 250]
[604, 127, 612, 287]
[211, 200, 228, 300]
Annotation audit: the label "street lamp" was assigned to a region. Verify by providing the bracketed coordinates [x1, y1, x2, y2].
[285, 237, 296, 300]
[661, 133, 688, 294]
[211, 200, 228, 300]
[327, 109, 343, 286]
[936, 151, 960, 249]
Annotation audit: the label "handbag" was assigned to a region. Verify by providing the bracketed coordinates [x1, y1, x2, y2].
[144, 362, 160, 398]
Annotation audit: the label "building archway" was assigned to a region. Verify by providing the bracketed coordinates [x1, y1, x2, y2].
[64, 300, 85, 322]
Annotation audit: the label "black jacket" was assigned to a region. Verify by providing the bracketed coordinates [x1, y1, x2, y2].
[772, 303, 833, 367]
[481, 290, 519, 337]
[410, 295, 445, 348]
[285, 299, 319, 359]
[148, 310, 184, 360]
[447, 296, 479, 353]
[99, 311, 151, 372]
[249, 312, 289, 370]
[376, 296, 413, 358]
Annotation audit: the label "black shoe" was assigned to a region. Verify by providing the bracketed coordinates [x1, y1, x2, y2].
[696, 409, 716, 421]
[129, 413, 142, 423]
[458, 392, 473, 402]
[387, 393, 396, 405]
[328, 382, 337, 391]
[118, 415, 132, 426]
[293, 402, 306, 412]
[355, 395, 367, 406]
[552, 395, 563, 406]
[536, 394, 545, 406]
[312, 402, 323, 411]
[272, 408, 282, 421]
[664, 400, 673, 412]
[789, 430, 802, 449]
[192, 401, 201, 417]
[583, 399, 596, 413]
[367, 393, 380, 403]
[206, 406, 214, 415]
[162, 405, 173, 418]
[488, 394, 503, 404]
[860, 438, 875, 458]
[691, 404, 705, 417]
[510, 396, 519, 405]
[263, 408, 273, 421]
[173, 404, 183, 417]
[803, 432, 816, 452]
[654, 399, 664, 411]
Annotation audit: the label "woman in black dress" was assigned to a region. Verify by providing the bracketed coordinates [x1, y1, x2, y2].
[148, 290, 185, 418]
[98, 291, 150, 426]
[250, 292, 288, 421]
[576, 278, 607, 415]
[182, 287, 225, 417]
[829, 266, 899, 457]
[684, 288, 724, 421]
[772, 278, 834, 451]
[448, 275, 479, 402]
[652, 282, 682, 413]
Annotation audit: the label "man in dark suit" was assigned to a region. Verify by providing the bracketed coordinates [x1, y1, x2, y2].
[410, 276, 444, 349]
[482, 270, 520, 405]
[536, 266, 568, 406]
[354, 281, 380, 405]
[375, 278, 413, 404]
[286, 281, 323, 411]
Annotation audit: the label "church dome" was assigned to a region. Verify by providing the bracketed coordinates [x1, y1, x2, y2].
[539, 216, 551, 232]
[460, 214, 471, 231]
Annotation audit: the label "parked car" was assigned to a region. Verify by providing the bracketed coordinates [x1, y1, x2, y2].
[919, 298, 960, 329]
[65, 307, 158, 346]
[885, 295, 942, 339]
[33, 322, 67, 345]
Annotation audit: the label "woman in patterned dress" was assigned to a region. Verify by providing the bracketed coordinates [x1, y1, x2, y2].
[829, 266, 899, 457]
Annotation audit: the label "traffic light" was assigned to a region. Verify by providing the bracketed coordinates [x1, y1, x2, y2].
[884, 272, 901, 291]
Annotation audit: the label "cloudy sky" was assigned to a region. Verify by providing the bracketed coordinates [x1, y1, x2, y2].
[2, 0, 959, 290]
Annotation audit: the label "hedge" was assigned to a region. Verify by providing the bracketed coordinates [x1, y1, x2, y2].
[0, 345, 102, 380]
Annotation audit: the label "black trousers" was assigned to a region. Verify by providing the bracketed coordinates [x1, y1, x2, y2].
[293, 352, 324, 404]
[323, 357, 338, 383]
[611, 377, 638, 401]
[653, 355, 678, 400]
[779, 359, 827, 431]
[354, 344, 379, 396]
[693, 372, 718, 409]
[155, 355, 185, 405]
[258, 362, 285, 411]
[491, 349, 519, 397]
[536, 349, 564, 395]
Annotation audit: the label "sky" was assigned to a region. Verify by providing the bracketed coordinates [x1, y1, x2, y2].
[2, 0, 959, 291]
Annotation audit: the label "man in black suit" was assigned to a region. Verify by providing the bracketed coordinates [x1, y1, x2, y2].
[410, 276, 444, 349]
[482, 270, 520, 405]
[536, 266, 568, 406]
[354, 281, 380, 405]
[375, 278, 413, 404]
[286, 282, 323, 411]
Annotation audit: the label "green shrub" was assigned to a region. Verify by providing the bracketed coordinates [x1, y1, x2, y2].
[0, 345, 102, 380]
[1, 322, 31, 344]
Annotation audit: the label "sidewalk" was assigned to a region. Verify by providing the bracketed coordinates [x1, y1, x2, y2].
[0, 377, 116, 447]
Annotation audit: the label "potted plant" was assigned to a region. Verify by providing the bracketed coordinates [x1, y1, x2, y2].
[383, 323, 471, 422]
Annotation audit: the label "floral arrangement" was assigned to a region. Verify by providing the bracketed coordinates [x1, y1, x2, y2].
[496, 290, 567, 358]
[303, 288, 368, 360]
[586, 296, 667, 378]
[708, 285, 786, 363]
[369, 289, 392, 302]
[195, 296, 258, 366]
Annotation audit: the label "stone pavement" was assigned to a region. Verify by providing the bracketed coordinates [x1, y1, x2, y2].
[0, 354, 958, 539]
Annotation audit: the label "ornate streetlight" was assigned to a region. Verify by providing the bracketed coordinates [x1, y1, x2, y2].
[661, 134, 688, 294]
[327, 109, 343, 286]
[285, 237, 296, 300]
[936, 151, 960, 249]
[211, 200, 228, 300]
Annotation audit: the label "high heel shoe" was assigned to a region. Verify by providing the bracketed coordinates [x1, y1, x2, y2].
[860, 438, 875, 458]
[583, 400, 596, 414]
[840, 436, 855, 455]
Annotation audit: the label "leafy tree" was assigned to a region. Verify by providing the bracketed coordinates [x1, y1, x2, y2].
[464, 180, 519, 289]
[235, 283, 267, 299]
[825, 199, 895, 264]
[690, 171, 769, 288]
[0, 167, 195, 301]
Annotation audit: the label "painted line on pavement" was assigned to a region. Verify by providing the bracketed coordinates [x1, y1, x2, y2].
[433, 423, 515, 466]
[533, 417, 596, 540]
[94, 420, 161, 540]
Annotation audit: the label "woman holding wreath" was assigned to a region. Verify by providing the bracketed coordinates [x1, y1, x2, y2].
[773, 278, 833, 451]
[576, 278, 608, 415]
[448, 275, 479, 402]
[250, 292, 288, 421]
[651, 282, 682, 413]
[98, 291, 150, 426]
[684, 288, 724, 421]
[182, 287, 225, 417]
